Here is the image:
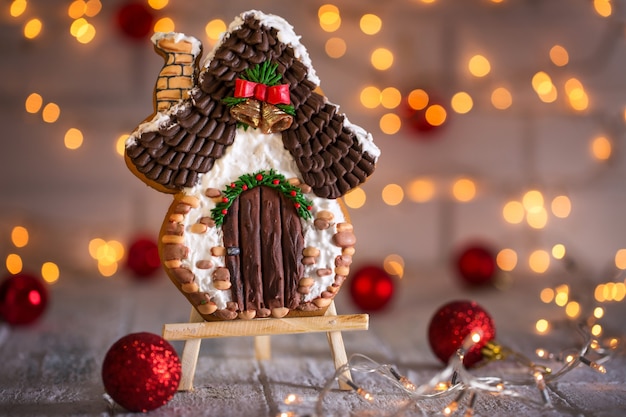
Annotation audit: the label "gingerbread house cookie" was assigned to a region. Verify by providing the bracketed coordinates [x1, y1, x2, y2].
[125, 10, 380, 321]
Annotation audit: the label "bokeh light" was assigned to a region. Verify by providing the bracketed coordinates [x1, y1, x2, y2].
[11, 226, 29, 248]
[24, 18, 43, 39]
[41, 262, 60, 284]
[325, 37, 346, 58]
[379, 113, 401, 135]
[450, 92, 473, 114]
[591, 135, 612, 161]
[370, 48, 394, 71]
[64, 128, 84, 150]
[452, 178, 476, 202]
[549, 44, 569, 67]
[360, 14, 382, 35]
[25, 93, 43, 114]
[344, 187, 366, 209]
[468, 54, 490, 77]
[42, 103, 60, 123]
[496, 248, 517, 271]
[382, 183, 404, 206]
[407, 178, 435, 203]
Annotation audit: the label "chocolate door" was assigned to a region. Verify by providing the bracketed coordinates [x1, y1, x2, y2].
[222, 186, 304, 317]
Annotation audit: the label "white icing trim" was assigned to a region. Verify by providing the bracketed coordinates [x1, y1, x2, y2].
[343, 115, 381, 161]
[200, 10, 320, 86]
[126, 112, 171, 148]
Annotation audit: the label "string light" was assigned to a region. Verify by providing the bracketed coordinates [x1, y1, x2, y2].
[278, 326, 618, 417]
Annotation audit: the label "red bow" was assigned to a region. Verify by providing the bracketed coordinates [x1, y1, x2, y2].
[234, 79, 290, 105]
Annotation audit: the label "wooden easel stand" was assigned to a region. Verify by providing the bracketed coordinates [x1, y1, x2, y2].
[163, 301, 368, 391]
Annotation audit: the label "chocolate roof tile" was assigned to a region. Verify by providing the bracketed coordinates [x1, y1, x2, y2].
[127, 12, 377, 198]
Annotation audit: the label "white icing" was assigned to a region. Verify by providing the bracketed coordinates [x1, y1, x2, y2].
[125, 112, 171, 147]
[343, 115, 381, 161]
[179, 128, 345, 310]
[201, 10, 320, 86]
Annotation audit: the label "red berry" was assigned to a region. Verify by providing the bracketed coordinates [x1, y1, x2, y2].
[294, 203, 301, 209]
[256, 174, 263, 181]
[290, 190, 297, 197]
[307, 205, 313, 210]
[230, 183, 236, 188]
[272, 179, 280, 185]
[242, 184, 248, 190]
[221, 209, 228, 215]
[222, 197, 229, 203]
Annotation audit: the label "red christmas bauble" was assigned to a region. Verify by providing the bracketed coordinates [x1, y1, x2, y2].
[115, 2, 155, 40]
[102, 332, 181, 412]
[126, 236, 161, 279]
[349, 265, 394, 312]
[427, 300, 495, 367]
[0, 272, 48, 325]
[454, 243, 497, 286]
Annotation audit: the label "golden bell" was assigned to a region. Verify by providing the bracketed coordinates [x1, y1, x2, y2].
[230, 99, 262, 129]
[259, 102, 293, 134]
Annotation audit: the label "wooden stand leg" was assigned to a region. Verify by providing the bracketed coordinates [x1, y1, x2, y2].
[175, 308, 204, 391]
[254, 335, 271, 360]
[325, 301, 352, 391]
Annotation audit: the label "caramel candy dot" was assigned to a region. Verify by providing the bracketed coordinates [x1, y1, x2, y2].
[169, 213, 185, 223]
[299, 277, 314, 287]
[179, 195, 200, 208]
[335, 266, 350, 276]
[303, 247, 320, 257]
[189, 223, 208, 234]
[213, 280, 231, 290]
[239, 310, 256, 320]
[313, 297, 332, 308]
[343, 247, 356, 256]
[317, 210, 334, 221]
[197, 303, 217, 315]
[162, 234, 184, 244]
[163, 259, 182, 269]
[211, 246, 226, 256]
[336, 222, 353, 232]
[181, 282, 199, 293]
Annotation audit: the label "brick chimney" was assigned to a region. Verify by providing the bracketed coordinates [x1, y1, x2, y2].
[152, 33, 202, 112]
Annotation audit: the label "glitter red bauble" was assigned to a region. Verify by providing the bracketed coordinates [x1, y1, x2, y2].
[115, 2, 155, 40]
[126, 236, 161, 279]
[0, 273, 48, 325]
[102, 332, 181, 412]
[427, 300, 496, 367]
[454, 243, 497, 286]
[349, 265, 394, 312]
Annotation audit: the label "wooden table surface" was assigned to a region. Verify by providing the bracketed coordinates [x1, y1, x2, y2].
[1, 268, 625, 416]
